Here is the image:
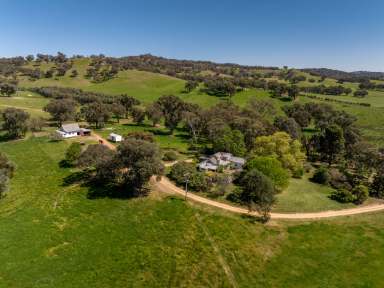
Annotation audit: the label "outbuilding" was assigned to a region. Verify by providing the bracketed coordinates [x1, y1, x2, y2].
[108, 133, 123, 142]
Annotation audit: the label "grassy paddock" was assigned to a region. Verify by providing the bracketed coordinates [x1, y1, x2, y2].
[1, 137, 384, 287]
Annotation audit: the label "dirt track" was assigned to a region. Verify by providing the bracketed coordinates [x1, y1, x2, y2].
[154, 176, 384, 220]
[94, 133, 384, 220]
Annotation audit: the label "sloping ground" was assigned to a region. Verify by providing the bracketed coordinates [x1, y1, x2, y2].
[2, 137, 384, 287]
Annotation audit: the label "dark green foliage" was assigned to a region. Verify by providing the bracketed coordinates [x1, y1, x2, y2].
[311, 167, 330, 185]
[44, 98, 77, 126]
[331, 185, 369, 204]
[81, 102, 111, 128]
[370, 173, 384, 199]
[238, 169, 276, 222]
[0, 82, 17, 97]
[155, 95, 186, 133]
[245, 156, 290, 192]
[63, 142, 82, 167]
[353, 89, 368, 98]
[169, 161, 207, 192]
[1, 108, 30, 138]
[77, 144, 114, 168]
[274, 116, 301, 139]
[184, 80, 199, 93]
[95, 139, 164, 196]
[330, 189, 355, 203]
[212, 127, 246, 157]
[352, 185, 369, 204]
[203, 78, 236, 97]
[131, 106, 146, 124]
[314, 124, 345, 165]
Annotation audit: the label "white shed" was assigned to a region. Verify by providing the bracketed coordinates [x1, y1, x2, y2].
[108, 133, 123, 142]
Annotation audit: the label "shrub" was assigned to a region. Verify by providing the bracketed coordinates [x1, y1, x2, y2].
[63, 142, 82, 167]
[370, 173, 384, 199]
[331, 189, 355, 203]
[292, 167, 304, 179]
[162, 151, 178, 161]
[311, 167, 330, 185]
[169, 161, 207, 192]
[352, 185, 369, 204]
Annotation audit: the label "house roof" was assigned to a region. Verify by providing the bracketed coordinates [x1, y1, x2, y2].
[61, 123, 80, 133]
[231, 156, 245, 165]
[198, 160, 218, 170]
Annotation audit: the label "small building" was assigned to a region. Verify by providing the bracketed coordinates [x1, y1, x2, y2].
[198, 152, 245, 171]
[108, 133, 123, 142]
[56, 123, 91, 138]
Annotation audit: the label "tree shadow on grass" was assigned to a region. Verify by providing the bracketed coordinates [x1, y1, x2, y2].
[240, 213, 266, 224]
[62, 170, 147, 200]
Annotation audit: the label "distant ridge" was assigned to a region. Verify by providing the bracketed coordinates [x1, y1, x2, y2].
[301, 68, 384, 81]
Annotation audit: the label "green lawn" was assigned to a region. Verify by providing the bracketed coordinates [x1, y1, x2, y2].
[2, 137, 384, 287]
[96, 121, 192, 154]
[275, 174, 352, 212]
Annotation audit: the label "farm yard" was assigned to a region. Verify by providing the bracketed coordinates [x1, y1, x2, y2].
[1, 54, 384, 287]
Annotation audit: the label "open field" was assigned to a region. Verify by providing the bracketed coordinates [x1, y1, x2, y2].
[0, 91, 49, 118]
[1, 137, 384, 287]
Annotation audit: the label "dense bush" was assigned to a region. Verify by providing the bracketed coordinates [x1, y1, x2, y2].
[163, 151, 178, 161]
[370, 173, 384, 199]
[245, 156, 290, 192]
[311, 167, 330, 185]
[168, 162, 207, 192]
[331, 185, 369, 204]
[352, 185, 369, 204]
[330, 189, 355, 203]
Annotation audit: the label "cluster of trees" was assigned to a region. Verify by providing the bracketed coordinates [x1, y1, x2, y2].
[301, 85, 352, 96]
[1, 108, 44, 139]
[85, 56, 119, 82]
[65, 137, 164, 197]
[0, 82, 17, 97]
[0, 152, 14, 198]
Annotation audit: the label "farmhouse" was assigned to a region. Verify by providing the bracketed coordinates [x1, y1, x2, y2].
[56, 123, 91, 138]
[198, 152, 245, 171]
[108, 133, 123, 142]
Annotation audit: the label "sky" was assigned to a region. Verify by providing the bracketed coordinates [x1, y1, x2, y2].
[0, 0, 383, 71]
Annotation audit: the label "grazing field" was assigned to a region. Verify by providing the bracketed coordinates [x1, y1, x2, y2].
[1, 137, 384, 287]
[0, 91, 49, 118]
[97, 122, 191, 154]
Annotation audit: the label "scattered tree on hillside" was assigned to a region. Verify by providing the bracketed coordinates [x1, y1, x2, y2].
[146, 103, 163, 127]
[131, 106, 146, 125]
[1, 108, 30, 138]
[29, 117, 45, 132]
[81, 102, 111, 128]
[184, 80, 199, 93]
[44, 99, 77, 126]
[155, 95, 186, 133]
[0, 83, 17, 97]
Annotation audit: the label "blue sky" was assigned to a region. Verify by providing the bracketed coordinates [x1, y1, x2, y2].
[0, 0, 383, 71]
